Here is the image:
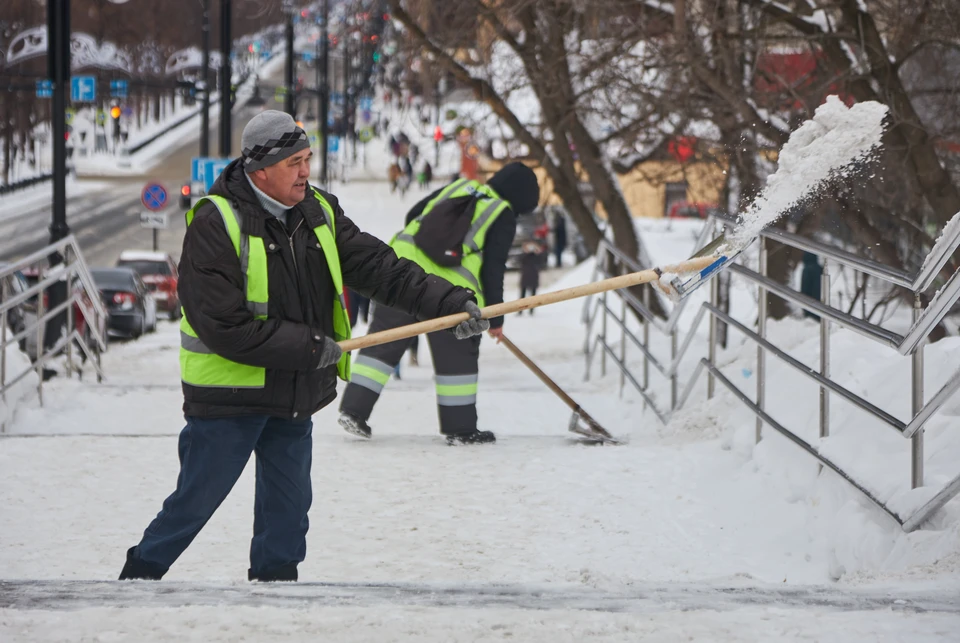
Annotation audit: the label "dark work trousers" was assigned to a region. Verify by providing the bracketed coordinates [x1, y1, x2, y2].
[340, 304, 481, 435]
[132, 414, 313, 577]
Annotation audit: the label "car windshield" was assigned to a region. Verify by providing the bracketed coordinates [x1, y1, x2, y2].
[118, 260, 170, 276]
[92, 270, 137, 290]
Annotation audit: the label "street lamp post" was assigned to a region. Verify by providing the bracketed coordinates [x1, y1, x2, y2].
[47, 0, 70, 249]
[319, 0, 329, 185]
[200, 0, 211, 157]
[284, 5, 295, 117]
[219, 0, 232, 156]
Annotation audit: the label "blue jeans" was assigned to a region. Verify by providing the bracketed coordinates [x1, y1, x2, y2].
[134, 415, 313, 577]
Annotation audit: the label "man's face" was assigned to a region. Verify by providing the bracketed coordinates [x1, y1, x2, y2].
[252, 148, 312, 206]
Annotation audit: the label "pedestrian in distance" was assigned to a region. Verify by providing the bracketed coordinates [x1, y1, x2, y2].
[553, 210, 567, 268]
[338, 162, 541, 445]
[517, 240, 543, 315]
[118, 110, 488, 583]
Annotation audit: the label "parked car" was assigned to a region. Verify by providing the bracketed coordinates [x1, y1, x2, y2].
[116, 250, 181, 318]
[17, 267, 100, 361]
[0, 265, 30, 340]
[506, 208, 550, 271]
[91, 268, 158, 338]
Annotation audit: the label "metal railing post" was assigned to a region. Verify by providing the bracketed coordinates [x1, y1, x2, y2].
[65, 250, 74, 377]
[707, 277, 718, 399]
[1, 277, 7, 412]
[619, 295, 626, 397]
[600, 290, 608, 377]
[756, 237, 768, 443]
[670, 328, 678, 410]
[35, 276, 45, 406]
[642, 287, 650, 410]
[912, 293, 925, 489]
[820, 259, 831, 441]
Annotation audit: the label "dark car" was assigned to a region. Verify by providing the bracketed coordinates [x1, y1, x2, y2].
[116, 250, 181, 318]
[91, 268, 158, 338]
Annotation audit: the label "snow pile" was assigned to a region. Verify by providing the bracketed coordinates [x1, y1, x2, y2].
[728, 96, 888, 249]
[0, 343, 38, 432]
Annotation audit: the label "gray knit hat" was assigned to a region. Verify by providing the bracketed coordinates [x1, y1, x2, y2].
[240, 110, 309, 173]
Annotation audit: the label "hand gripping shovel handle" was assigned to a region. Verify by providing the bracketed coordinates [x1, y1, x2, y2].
[337, 255, 718, 353]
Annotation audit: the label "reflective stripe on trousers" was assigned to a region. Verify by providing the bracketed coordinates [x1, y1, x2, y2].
[349, 354, 395, 394]
[435, 373, 478, 406]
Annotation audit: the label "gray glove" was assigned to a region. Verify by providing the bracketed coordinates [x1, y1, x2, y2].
[314, 334, 343, 369]
[453, 301, 490, 340]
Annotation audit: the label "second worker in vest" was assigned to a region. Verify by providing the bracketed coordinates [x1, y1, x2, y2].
[338, 162, 541, 445]
[118, 111, 489, 583]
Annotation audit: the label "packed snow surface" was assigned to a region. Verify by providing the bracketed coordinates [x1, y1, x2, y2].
[728, 96, 888, 249]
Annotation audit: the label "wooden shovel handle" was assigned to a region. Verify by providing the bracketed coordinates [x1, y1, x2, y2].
[337, 255, 716, 353]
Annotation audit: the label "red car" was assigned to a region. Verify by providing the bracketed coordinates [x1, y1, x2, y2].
[116, 250, 181, 318]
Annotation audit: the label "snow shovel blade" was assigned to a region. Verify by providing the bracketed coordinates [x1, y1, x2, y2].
[567, 412, 621, 444]
[667, 233, 749, 301]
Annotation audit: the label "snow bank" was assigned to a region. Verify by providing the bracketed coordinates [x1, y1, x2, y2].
[0, 344, 38, 432]
[729, 97, 888, 248]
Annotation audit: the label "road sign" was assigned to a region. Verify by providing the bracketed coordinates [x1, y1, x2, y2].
[141, 182, 168, 212]
[140, 212, 169, 229]
[357, 128, 373, 143]
[96, 110, 107, 126]
[71, 75, 96, 102]
[110, 79, 128, 99]
[64, 108, 76, 125]
[36, 80, 53, 98]
[274, 87, 287, 103]
[202, 158, 230, 193]
[328, 136, 339, 153]
[359, 96, 372, 111]
[301, 51, 314, 63]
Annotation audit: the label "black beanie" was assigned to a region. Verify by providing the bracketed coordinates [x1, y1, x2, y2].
[487, 162, 540, 215]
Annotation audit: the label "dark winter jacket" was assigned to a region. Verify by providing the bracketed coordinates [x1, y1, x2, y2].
[178, 159, 475, 419]
[405, 184, 517, 328]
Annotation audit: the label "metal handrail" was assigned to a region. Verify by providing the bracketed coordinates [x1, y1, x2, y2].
[582, 212, 960, 532]
[1, 235, 108, 425]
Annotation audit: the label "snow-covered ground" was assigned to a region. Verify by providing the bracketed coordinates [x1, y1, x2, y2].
[1, 182, 957, 641]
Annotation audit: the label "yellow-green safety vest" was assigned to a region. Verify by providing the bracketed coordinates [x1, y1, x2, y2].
[179, 190, 352, 388]
[390, 178, 509, 307]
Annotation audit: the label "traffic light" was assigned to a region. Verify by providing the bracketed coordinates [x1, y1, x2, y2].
[433, 126, 443, 143]
[110, 106, 121, 120]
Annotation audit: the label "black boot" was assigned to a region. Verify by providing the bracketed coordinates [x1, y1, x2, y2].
[446, 430, 496, 445]
[249, 563, 298, 582]
[118, 547, 168, 581]
[339, 412, 372, 439]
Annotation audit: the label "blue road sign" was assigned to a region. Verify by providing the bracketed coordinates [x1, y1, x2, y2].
[71, 75, 96, 103]
[359, 96, 372, 111]
[328, 136, 339, 153]
[141, 183, 168, 212]
[202, 158, 231, 193]
[110, 79, 129, 99]
[36, 80, 53, 98]
[302, 51, 314, 63]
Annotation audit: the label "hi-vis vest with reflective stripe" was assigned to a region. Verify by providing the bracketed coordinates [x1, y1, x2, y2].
[179, 190, 352, 388]
[390, 179, 509, 307]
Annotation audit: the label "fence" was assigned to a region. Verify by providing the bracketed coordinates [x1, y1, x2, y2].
[583, 214, 960, 532]
[1, 235, 108, 428]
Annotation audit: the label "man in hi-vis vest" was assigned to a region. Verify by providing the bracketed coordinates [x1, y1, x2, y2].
[119, 111, 487, 582]
[338, 162, 541, 445]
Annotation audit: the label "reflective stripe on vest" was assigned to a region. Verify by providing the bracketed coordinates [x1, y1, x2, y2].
[179, 190, 353, 389]
[389, 180, 509, 307]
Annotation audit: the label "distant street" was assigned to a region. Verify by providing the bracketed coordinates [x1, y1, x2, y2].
[0, 67, 284, 268]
